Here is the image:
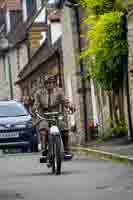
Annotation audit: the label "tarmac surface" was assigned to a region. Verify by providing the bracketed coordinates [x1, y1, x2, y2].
[0, 153, 133, 199]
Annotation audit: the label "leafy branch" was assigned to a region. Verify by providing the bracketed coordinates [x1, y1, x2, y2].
[80, 0, 128, 91]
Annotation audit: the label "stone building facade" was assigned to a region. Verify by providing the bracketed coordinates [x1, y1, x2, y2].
[0, 0, 46, 100]
[60, 3, 114, 142]
[16, 38, 63, 98]
[61, 5, 95, 144]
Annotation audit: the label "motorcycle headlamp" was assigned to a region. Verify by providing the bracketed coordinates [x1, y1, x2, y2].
[58, 115, 64, 120]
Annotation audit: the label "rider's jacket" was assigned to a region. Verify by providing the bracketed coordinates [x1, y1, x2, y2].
[33, 87, 67, 113]
[32, 87, 69, 131]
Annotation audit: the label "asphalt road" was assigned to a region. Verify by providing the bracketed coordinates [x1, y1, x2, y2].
[0, 153, 133, 200]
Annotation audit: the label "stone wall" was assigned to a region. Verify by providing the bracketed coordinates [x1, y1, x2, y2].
[17, 42, 63, 99]
[61, 7, 92, 144]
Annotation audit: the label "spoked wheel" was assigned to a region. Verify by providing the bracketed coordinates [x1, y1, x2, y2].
[51, 136, 62, 175]
[56, 155, 61, 175]
[52, 154, 61, 175]
[52, 154, 56, 173]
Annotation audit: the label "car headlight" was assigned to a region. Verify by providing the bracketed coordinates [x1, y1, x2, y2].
[0, 125, 5, 130]
[15, 123, 27, 129]
[26, 120, 33, 128]
[15, 121, 33, 129]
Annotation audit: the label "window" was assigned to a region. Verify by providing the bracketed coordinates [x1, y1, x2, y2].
[0, 102, 28, 117]
[26, 0, 32, 16]
[10, 10, 22, 30]
[26, 0, 36, 17]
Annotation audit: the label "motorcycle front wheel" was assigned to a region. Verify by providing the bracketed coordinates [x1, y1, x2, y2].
[51, 136, 62, 175]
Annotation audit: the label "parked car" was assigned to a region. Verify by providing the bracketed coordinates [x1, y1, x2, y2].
[0, 100, 38, 152]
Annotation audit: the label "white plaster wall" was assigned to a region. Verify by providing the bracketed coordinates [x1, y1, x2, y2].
[51, 22, 62, 44]
[0, 42, 28, 100]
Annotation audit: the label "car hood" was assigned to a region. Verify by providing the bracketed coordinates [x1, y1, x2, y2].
[0, 115, 31, 125]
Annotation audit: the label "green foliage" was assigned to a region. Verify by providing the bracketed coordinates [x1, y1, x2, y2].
[87, 12, 127, 89]
[80, 0, 113, 15]
[128, 0, 133, 5]
[98, 119, 128, 141]
[80, 0, 127, 14]
[80, 0, 128, 90]
[109, 119, 128, 136]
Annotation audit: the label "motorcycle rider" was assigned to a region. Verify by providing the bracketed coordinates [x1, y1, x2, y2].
[32, 73, 75, 156]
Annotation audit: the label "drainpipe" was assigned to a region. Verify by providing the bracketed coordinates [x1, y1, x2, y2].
[26, 35, 31, 60]
[123, 13, 133, 140]
[74, 6, 89, 142]
[45, 8, 52, 47]
[7, 52, 14, 100]
[56, 51, 62, 88]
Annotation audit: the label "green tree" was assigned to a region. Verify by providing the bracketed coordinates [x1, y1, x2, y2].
[80, 0, 128, 127]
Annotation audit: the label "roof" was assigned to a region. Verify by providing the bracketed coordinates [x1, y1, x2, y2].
[16, 37, 62, 83]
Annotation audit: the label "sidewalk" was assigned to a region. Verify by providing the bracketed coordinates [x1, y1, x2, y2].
[72, 137, 133, 165]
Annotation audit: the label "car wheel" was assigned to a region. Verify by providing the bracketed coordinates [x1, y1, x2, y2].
[31, 142, 38, 152]
[22, 146, 29, 153]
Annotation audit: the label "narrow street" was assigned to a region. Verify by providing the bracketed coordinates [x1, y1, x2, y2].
[0, 1, 132, 199]
[0, 154, 133, 200]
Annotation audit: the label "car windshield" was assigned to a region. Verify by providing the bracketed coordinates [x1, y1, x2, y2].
[0, 103, 28, 117]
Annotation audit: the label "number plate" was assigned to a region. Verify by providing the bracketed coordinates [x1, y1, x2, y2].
[0, 132, 19, 139]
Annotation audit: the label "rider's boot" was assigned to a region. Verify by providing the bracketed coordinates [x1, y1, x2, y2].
[42, 144, 48, 157]
[46, 151, 52, 168]
[47, 157, 52, 168]
[56, 171, 61, 175]
[47, 162, 52, 168]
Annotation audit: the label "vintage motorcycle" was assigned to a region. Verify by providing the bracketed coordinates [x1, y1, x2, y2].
[36, 111, 73, 175]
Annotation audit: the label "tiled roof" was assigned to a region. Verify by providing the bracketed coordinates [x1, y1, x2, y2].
[16, 37, 62, 83]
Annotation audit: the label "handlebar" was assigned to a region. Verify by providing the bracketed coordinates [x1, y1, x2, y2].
[34, 108, 74, 121]
[35, 112, 57, 121]
[43, 112, 60, 116]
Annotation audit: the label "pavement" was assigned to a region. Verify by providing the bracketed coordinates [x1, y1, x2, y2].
[1, 153, 133, 199]
[71, 137, 133, 165]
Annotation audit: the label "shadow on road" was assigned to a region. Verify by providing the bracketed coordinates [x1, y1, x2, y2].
[0, 190, 24, 199]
